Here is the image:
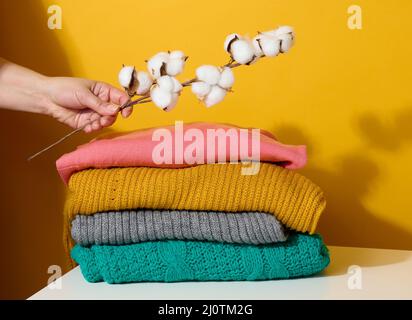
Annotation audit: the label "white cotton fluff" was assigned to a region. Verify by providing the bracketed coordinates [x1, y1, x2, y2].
[135, 71, 153, 95]
[230, 39, 255, 64]
[252, 36, 264, 57]
[169, 50, 185, 60]
[118, 65, 135, 89]
[204, 85, 227, 107]
[224, 33, 240, 52]
[218, 67, 234, 89]
[157, 75, 182, 93]
[147, 53, 169, 79]
[151, 76, 182, 110]
[157, 75, 175, 92]
[191, 81, 211, 98]
[252, 26, 294, 56]
[150, 85, 173, 109]
[280, 37, 293, 53]
[196, 65, 221, 85]
[192, 66, 234, 106]
[274, 26, 294, 53]
[147, 51, 186, 78]
[166, 58, 185, 76]
[275, 26, 294, 37]
[258, 35, 280, 57]
[167, 50, 186, 76]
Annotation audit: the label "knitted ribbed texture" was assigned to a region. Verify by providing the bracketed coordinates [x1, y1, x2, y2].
[71, 210, 289, 246]
[63, 163, 326, 261]
[71, 233, 330, 283]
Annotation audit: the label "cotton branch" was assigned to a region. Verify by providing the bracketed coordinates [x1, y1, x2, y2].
[27, 26, 294, 160]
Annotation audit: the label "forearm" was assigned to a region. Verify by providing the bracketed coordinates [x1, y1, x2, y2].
[0, 58, 50, 114]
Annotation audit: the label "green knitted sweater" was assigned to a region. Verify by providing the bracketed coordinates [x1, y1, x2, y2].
[71, 233, 330, 283]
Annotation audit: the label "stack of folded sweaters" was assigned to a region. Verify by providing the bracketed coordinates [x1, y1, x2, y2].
[57, 123, 329, 284]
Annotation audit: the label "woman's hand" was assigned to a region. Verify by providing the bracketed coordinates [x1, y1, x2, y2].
[0, 58, 132, 133]
[42, 77, 131, 132]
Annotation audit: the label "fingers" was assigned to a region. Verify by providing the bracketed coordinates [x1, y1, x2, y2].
[93, 82, 132, 118]
[107, 84, 130, 106]
[80, 90, 119, 116]
[121, 106, 133, 118]
[106, 84, 133, 118]
[78, 82, 133, 133]
[83, 112, 100, 133]
[83, 114, 117, 133]
[100, 115, 116, 127]
[84, 123, 93, 133]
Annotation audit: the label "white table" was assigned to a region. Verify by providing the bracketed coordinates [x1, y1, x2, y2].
[29, 246, 412, 300]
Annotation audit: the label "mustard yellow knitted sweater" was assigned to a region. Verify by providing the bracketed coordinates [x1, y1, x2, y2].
[63, 163, 326, 258]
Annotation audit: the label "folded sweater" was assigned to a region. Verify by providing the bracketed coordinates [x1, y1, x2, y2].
[56, 122, 307, 184]
[71, 233, 330, 283]
[64, 163, 325, 263]
[71, 210, 289, 246]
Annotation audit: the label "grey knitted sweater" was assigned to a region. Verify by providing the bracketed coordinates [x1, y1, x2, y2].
[71, 210, 288, 246]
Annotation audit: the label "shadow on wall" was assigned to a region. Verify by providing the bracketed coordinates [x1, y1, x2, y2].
[0, 1, 100, 299]
[276, 107, 412, 251]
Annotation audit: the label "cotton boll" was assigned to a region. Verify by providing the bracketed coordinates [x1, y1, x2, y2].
[218, 67, 234, 89]
[156, 76, 182, 94]
[169, 50, 185, 60]
[252, 36, 264, 57]
[275, 26, 294, 37]
[260, 36, 280, 57]
[280, 37, 294, 53]
[196, 65, 221, 85]
[270, 26, 294, 53]
[204, 86, 227, 107]
[118, 65, 134, 88]
[277, 32, 293, 41]
[264, 26, 294, 45]
[157, 75, 175, 92]
[166, 58, 185, 76]
[135, 71, 153, 95]
[150, 85, 173, 109]
[191, 81, 211, 98]
[277, 31, 294, 53]
[224, 33, 240, 52]
[230, 39, 255, 65]
[147, 53, 169, 79]
[147, 58, 166, 79]
[118, 65, 136, 93]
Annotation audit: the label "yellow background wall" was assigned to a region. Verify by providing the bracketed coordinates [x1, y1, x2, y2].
[0, 0, 411, 298]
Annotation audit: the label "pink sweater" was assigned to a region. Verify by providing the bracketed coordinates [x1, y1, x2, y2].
[56, 122, 307, 184]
